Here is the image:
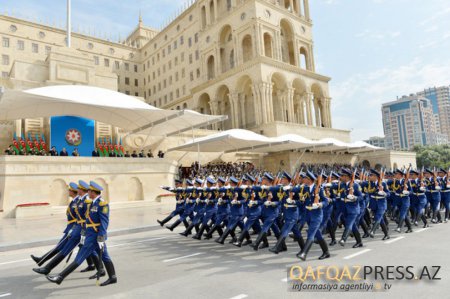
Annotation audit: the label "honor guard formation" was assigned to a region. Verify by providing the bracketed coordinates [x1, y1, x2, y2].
[30, 180, 117, 286]
[158, 166, 450, 260]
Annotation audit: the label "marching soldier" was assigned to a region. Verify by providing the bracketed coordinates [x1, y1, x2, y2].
[193, 177, 218, 239]
[180, 178, 207, 236]
[366, 169, 390, 240]
[410, 170, 428, 228]
[203, 177, 230, 240]
[157, 179, 187, 227]
[166, 179, 195, 231]
[392, 169, 413, 233]
[438, 168, 450, 222]
[47, 181, 117, 286]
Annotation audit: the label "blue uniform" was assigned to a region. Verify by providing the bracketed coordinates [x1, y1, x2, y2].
[259, 185, 282, 236]
[390, 178, 412, 226]
[366, 181, 390, 224]
[410, 178, 427, 222]
[279, 185, 301, 239]
[302, 184, 328, 241]
[240, 185, 262, 234]
[440, 177, 450, 220]
[340, 182, 362, 233]
[179, 187, 197, 222]
[201, 187, 218, 226]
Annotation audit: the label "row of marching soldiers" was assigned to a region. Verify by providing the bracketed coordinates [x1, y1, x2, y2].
[30, 180, 117, 286]
[158, 166, 450, 260]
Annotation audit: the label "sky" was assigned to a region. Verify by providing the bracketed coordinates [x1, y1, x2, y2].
[1, 0, 450, 141]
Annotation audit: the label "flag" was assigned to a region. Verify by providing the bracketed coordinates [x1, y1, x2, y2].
[12, 133, 20, 154]
[50, 116, 95, 156]
[103, 137, 109, 157]
[25, 132, 32, 153]
[109, 137, 114, 155]
[41, 134, 48, 152]
[34, 134, 40, 150]
[119, 137, 124, 156]
[97, 138, 104, 157]
[19, 132, 26, 152]
[114, 140, 120, 156]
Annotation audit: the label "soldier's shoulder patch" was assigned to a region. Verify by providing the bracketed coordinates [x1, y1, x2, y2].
[85, 199, 93, 204]
[102, 206, 109, 214]
[99, 200, 109, 206]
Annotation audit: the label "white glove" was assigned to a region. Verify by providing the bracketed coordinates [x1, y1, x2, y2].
[196, 198, 201, 204]
[377, 191, 386, 196]
[446, 185, 450, 188]
[80, 235, 85, 245]
[355, 179, 361, 184]
[249, 200, 256, 205]
[283, 185, 291, 191]
[271, 202, 277, 207]
[420, 187, 426, 191]
[98, 241, 105, 250]
[402, 190, 409, 195]
[312, 203, 321, 209]
[231, 199, 237, 205]
[218, 198, 223, 203]
[324, 183, 332, 188]
[67, 229, 73, 238]
[261, 185, 270, 189]
[346, 194, 355, 200]
[264, 201, 271, 206]
[240, 185, 248, 189]
[286, 198, 293, 204]
[205, 199, 210, 204]
[436, 186, 442, 190]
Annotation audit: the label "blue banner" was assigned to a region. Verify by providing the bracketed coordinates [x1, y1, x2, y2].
[50, 116, 95, 157]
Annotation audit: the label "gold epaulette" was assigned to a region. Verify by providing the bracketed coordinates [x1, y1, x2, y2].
[85, 199, 93, 204]
[99, 200, 109, 206]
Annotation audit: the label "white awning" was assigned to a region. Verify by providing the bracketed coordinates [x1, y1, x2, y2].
[0, 85, 225, 136]
[168, 129, 383, 154]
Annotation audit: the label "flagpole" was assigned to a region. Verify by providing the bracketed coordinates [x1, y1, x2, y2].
[67, 0, 71, 48]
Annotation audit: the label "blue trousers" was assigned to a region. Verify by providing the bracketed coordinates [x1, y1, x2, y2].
[260, 213, 281, 236]
[242, 214, 262, 233]
[306, 211, 323, 241]
[280, 217, 300, 239]
[60, 225, 82, 256]
[74, 232, 111, 265]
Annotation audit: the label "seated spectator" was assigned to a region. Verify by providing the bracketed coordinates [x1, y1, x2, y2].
[60, 148, 69, 156]
[124, 151, 130, 158]
[71, 148, 80, 157]
[157, 150, 165, 158]
[49, 146, 58, 156]
[92, 148, 99, 157]
[139, 150, 145, 158]
[4, 145, 13, 155]
[147, 150, 154, 158]
[131, 150, 138, 158]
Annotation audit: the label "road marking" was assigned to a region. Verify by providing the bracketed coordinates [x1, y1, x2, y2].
[229, 294, 248, 299]
[384, 236, 405, 244]
[414, 228, 427, 233]
[163, 252, 203, 263]
[109, 236, 172, 248]
[0, 259, 30, 266]
[0, 294, 11, 298]
[343, 249, 371, 260]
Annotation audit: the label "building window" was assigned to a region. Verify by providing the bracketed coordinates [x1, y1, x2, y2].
[176, 89, 180, 97]
[174, 41, 177, 49]
[190, 72, 194, 81]
[195, 33, 199, 43]
[94, 56, 99, 65]
[153, 72, 155, 79]
[134, 64, 138, 72]
[183, 85, 186, 95]
[2, 37, 9, 48]
[125, 63, 129, 71]
[149, 89, 152, 96]
[169, 76, 172, 84]
[169, 61, 172, 70]
[181, 53, 185, 62]
[45, 46, 51, 55]
[31, 43, 39, 53]
[135, 79, 138, 86]
[17, 40, 24, 51]
[158, 83, 161, 91]
[135, 92, 139, 96]
[2, 71, 8, 78]
[175, 72, 179, 81]
[182, 68, 185, 78]
[162, 49, 165, 57]
[168, 45, 171, 54]
[163, 79, 167, 88]
[115, 61, 120, 69]
[2, 55, 9, 65]
[125, 91, 130, 95]
[104, 58, 110, 67]
[125, 77, 130, 85]
[197, 68, 200, 78]
[188, 37, 192, 47]
[144, 78, 146, 85]
[195, 50, 199, 60]
[189, 54, 193, 64]
[180, 36, 184, 45]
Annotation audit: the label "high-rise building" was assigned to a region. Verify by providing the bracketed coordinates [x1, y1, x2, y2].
[417, 86, 450, 140]
[382, 95, 448, 150]
[364, 136, 386, 148]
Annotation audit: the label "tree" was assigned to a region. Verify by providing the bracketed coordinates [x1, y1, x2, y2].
[414, 144, 450, 169]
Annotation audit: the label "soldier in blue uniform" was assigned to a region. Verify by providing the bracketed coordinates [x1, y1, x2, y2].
[427, 169, 442, 223]
[270, 172, 303, 254]
[251, 173, 275, 250]
[31, 182, 80, 267]
[157, 179, 187, 227]
[47, 181, 117, 286]
[410, 170, 428, 228]
[391, 169, 413, 233]
[366, 169, 390, 240]
[337, 169, 363, 248]
[193, 177, 218, 239]
[204, 177, 230, 239]
[320, 173, 336, 244]
[330, 174, 346, 246]
[234, 175, 261, 247]
[180, 178, 207, 236]
[296, 171, 330, 261]
[166, 179, 195, 231]
[438, 168, 450, 222]
[33, 181, 99, 276]
[215, 177, 242, 244]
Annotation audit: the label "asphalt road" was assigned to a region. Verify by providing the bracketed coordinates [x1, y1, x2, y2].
[0, 220, 449, 299]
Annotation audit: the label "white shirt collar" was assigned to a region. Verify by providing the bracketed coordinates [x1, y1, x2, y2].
[92, 195, 101, 204]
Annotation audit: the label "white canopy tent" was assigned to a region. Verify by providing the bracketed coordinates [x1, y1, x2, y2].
[168, 129, 383, 154]
[0, 85, 226, 137]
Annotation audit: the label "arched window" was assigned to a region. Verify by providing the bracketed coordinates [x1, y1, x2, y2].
[263, 33, 273, 58]
[207, 55, 215, 80]
[242, 35, 253, 63]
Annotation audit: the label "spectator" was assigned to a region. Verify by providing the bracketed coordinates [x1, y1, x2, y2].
[157, 150, 165, 158]
[60, 148, 68, 156]
[139, 150, 145, 158]
[92, 148, 99, 157]
[4, 145, 13, 155]
[49, 146, 58, 156]
[147, 150, 154, 158]
[131, 150, 138, 158]
[71, 148, 79, 157]
[124, 151, 130, 158]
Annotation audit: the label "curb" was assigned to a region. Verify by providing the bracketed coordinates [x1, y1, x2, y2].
[0, 224, 161, 252]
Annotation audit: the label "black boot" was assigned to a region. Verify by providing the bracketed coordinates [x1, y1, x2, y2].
[329, 226, 337, 246]
[228, 230, 237, 244]
[352, 230, 363, 248]
[166, 219, 182, 231]
[369, 222, 380, 238]
[380, 222, 390, 240]
[100, 261, 117, 286]
[421, 214, 429, 228]
[157, 215, 173, 227]
[296, 239, 313, 261]
[204, 224, 217, 240]
[80, 256, 96, 272]
[259, 234, 269, 249]
[383, 214, 390, 226]
[89, 255, 106, 280]
[192, 224, 208, 240]
[339, 229, 350, 246]
[405, 218, 413, 233]
[241, 232, 252, 246]
[233, 231, 246, 247]
[46, 261, 79, 285]
[251, 232, 266, 251]
[33, 253, 65, 275]
[215, 228, 230, 244]
[318, 239, 330, 260]
[298, 236, 305, 251]
[395, 219, 404, 233]
[183, 220, 189, 228]
[179, 223, 195, 237]
[361, 221, 370, 238]
[33, 247, 59, 266]
[269, 237, 286, 254]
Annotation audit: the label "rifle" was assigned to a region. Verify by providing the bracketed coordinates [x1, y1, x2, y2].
[378, 167, 385, 192]
[419, 166, 425, 188]
[404, 164, 411, 191]
[349, 168, 357, 196]
[433, 167, 439, 188]
[313, 170, 324, 205]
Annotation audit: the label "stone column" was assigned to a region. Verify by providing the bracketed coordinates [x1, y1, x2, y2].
[289, 0, 294, 13]
[324, 97, 332, 127]
[314, 98, 321, 127]
[303, 0, 310, 21]
[213, 0, 218, 22]
[239, 93, 246, 127]
[216, 44, 221, 75]
[297, 0, 303, 17]
[304, 92, 313, 126]
[286, 87, 295, 123]
[267, 83, 274, 122]
[206, 1, 211, 26]
[209, 101, 219, 129]
[229, 92, 239, 128]
[255, 24, 262, 57]
[252, 84, 264, 125]
[233, 34, 240, 66]
[275, 31, 282, 61]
